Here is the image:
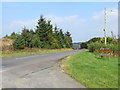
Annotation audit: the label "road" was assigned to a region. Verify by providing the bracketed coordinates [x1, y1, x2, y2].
[1, 49, 86, 88]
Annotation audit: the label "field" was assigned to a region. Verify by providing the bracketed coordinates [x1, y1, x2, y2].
[60, 51, 118, 88]
[1, 38, 73, 58]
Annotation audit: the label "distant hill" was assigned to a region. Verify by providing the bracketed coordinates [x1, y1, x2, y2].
[72, 42, 83, 49]
[72, 42, 83, 45]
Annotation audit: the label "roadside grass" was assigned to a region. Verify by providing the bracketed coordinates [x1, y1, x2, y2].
[2, 48, 73, 58]
[60, 51, 118, 88]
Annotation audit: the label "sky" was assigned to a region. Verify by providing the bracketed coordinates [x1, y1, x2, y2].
[2, 2, 118, 42]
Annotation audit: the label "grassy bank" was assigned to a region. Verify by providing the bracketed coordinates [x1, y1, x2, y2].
[60, 51, 118, 88]
[2, 48, 73, 58]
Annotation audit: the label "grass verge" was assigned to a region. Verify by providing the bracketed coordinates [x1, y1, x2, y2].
[2, 48, 73, 58]
[60, 51, 118, 88]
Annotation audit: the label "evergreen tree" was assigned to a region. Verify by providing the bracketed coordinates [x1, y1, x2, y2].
[21, 27, 31, 47]
[29, 29, 35, 35]
[35, 15, 48, 48]
[58, 29, 66, 48]
[29, 34, 42, 48]
[12, 15, 73, 49]
[11, 32, 16, 36]
[4, 35, 8, 38]
[13, 35, 25, 49]
[64, 31, 72, 48]
[46, 20, 54, 48]
[4, 32, 17, 39]
[11, 32, 18, 39]
[51, 26, 60, 49]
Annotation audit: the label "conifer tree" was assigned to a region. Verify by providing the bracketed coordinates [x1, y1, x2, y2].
[21, 27, 31, 47]
[58, 29, 66, 48]
[13, 15, 73, 49]
[29, 29, 35, 35]
[35, 15, 48, 48]
[64, 31, 72, 48]
[50, 26, 59, 49]
[46, 21, 53, 48]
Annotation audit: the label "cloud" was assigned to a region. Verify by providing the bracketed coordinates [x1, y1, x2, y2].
[3, 15, 86, 38]
[3, 19, 38, 35]
[45, 15, 86, 25]
[45, 15, 87, 42]
[91, 8, 118, 38]
[3, 8, 118, 42]
[92, 8, 118, 20]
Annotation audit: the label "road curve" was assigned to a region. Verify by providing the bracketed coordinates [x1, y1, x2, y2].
[2, 49, 86, 88]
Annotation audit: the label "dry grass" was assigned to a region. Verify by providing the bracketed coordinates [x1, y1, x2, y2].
[2, 48, 73, 58]
[0, 38, 14, 51]
[1, 38, 73, 58]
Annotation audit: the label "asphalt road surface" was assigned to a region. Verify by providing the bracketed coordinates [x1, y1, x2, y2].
[1, 49, 86, 88]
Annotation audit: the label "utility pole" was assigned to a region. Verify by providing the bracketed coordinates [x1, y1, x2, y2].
[111, 31, 114, 39]
[104, 8, 107, 45]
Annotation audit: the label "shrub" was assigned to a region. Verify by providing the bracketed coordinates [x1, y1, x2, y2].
[107, 44, 118, 55]
[88, 42, 118, 55]
[88, 42, 103, 52]
[13, 35, 25, 49]
[81, 42, 88, 49]
[87, 37, 101, 44]
[100, 37, 114, 44]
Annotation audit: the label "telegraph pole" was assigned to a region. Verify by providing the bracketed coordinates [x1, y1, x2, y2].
[104, 8, 107, 45]
[111, 31, 114, 39]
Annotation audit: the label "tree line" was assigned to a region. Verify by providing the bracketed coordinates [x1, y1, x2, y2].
[80, 37, 118, 49]
[5, 15, 72, 49]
